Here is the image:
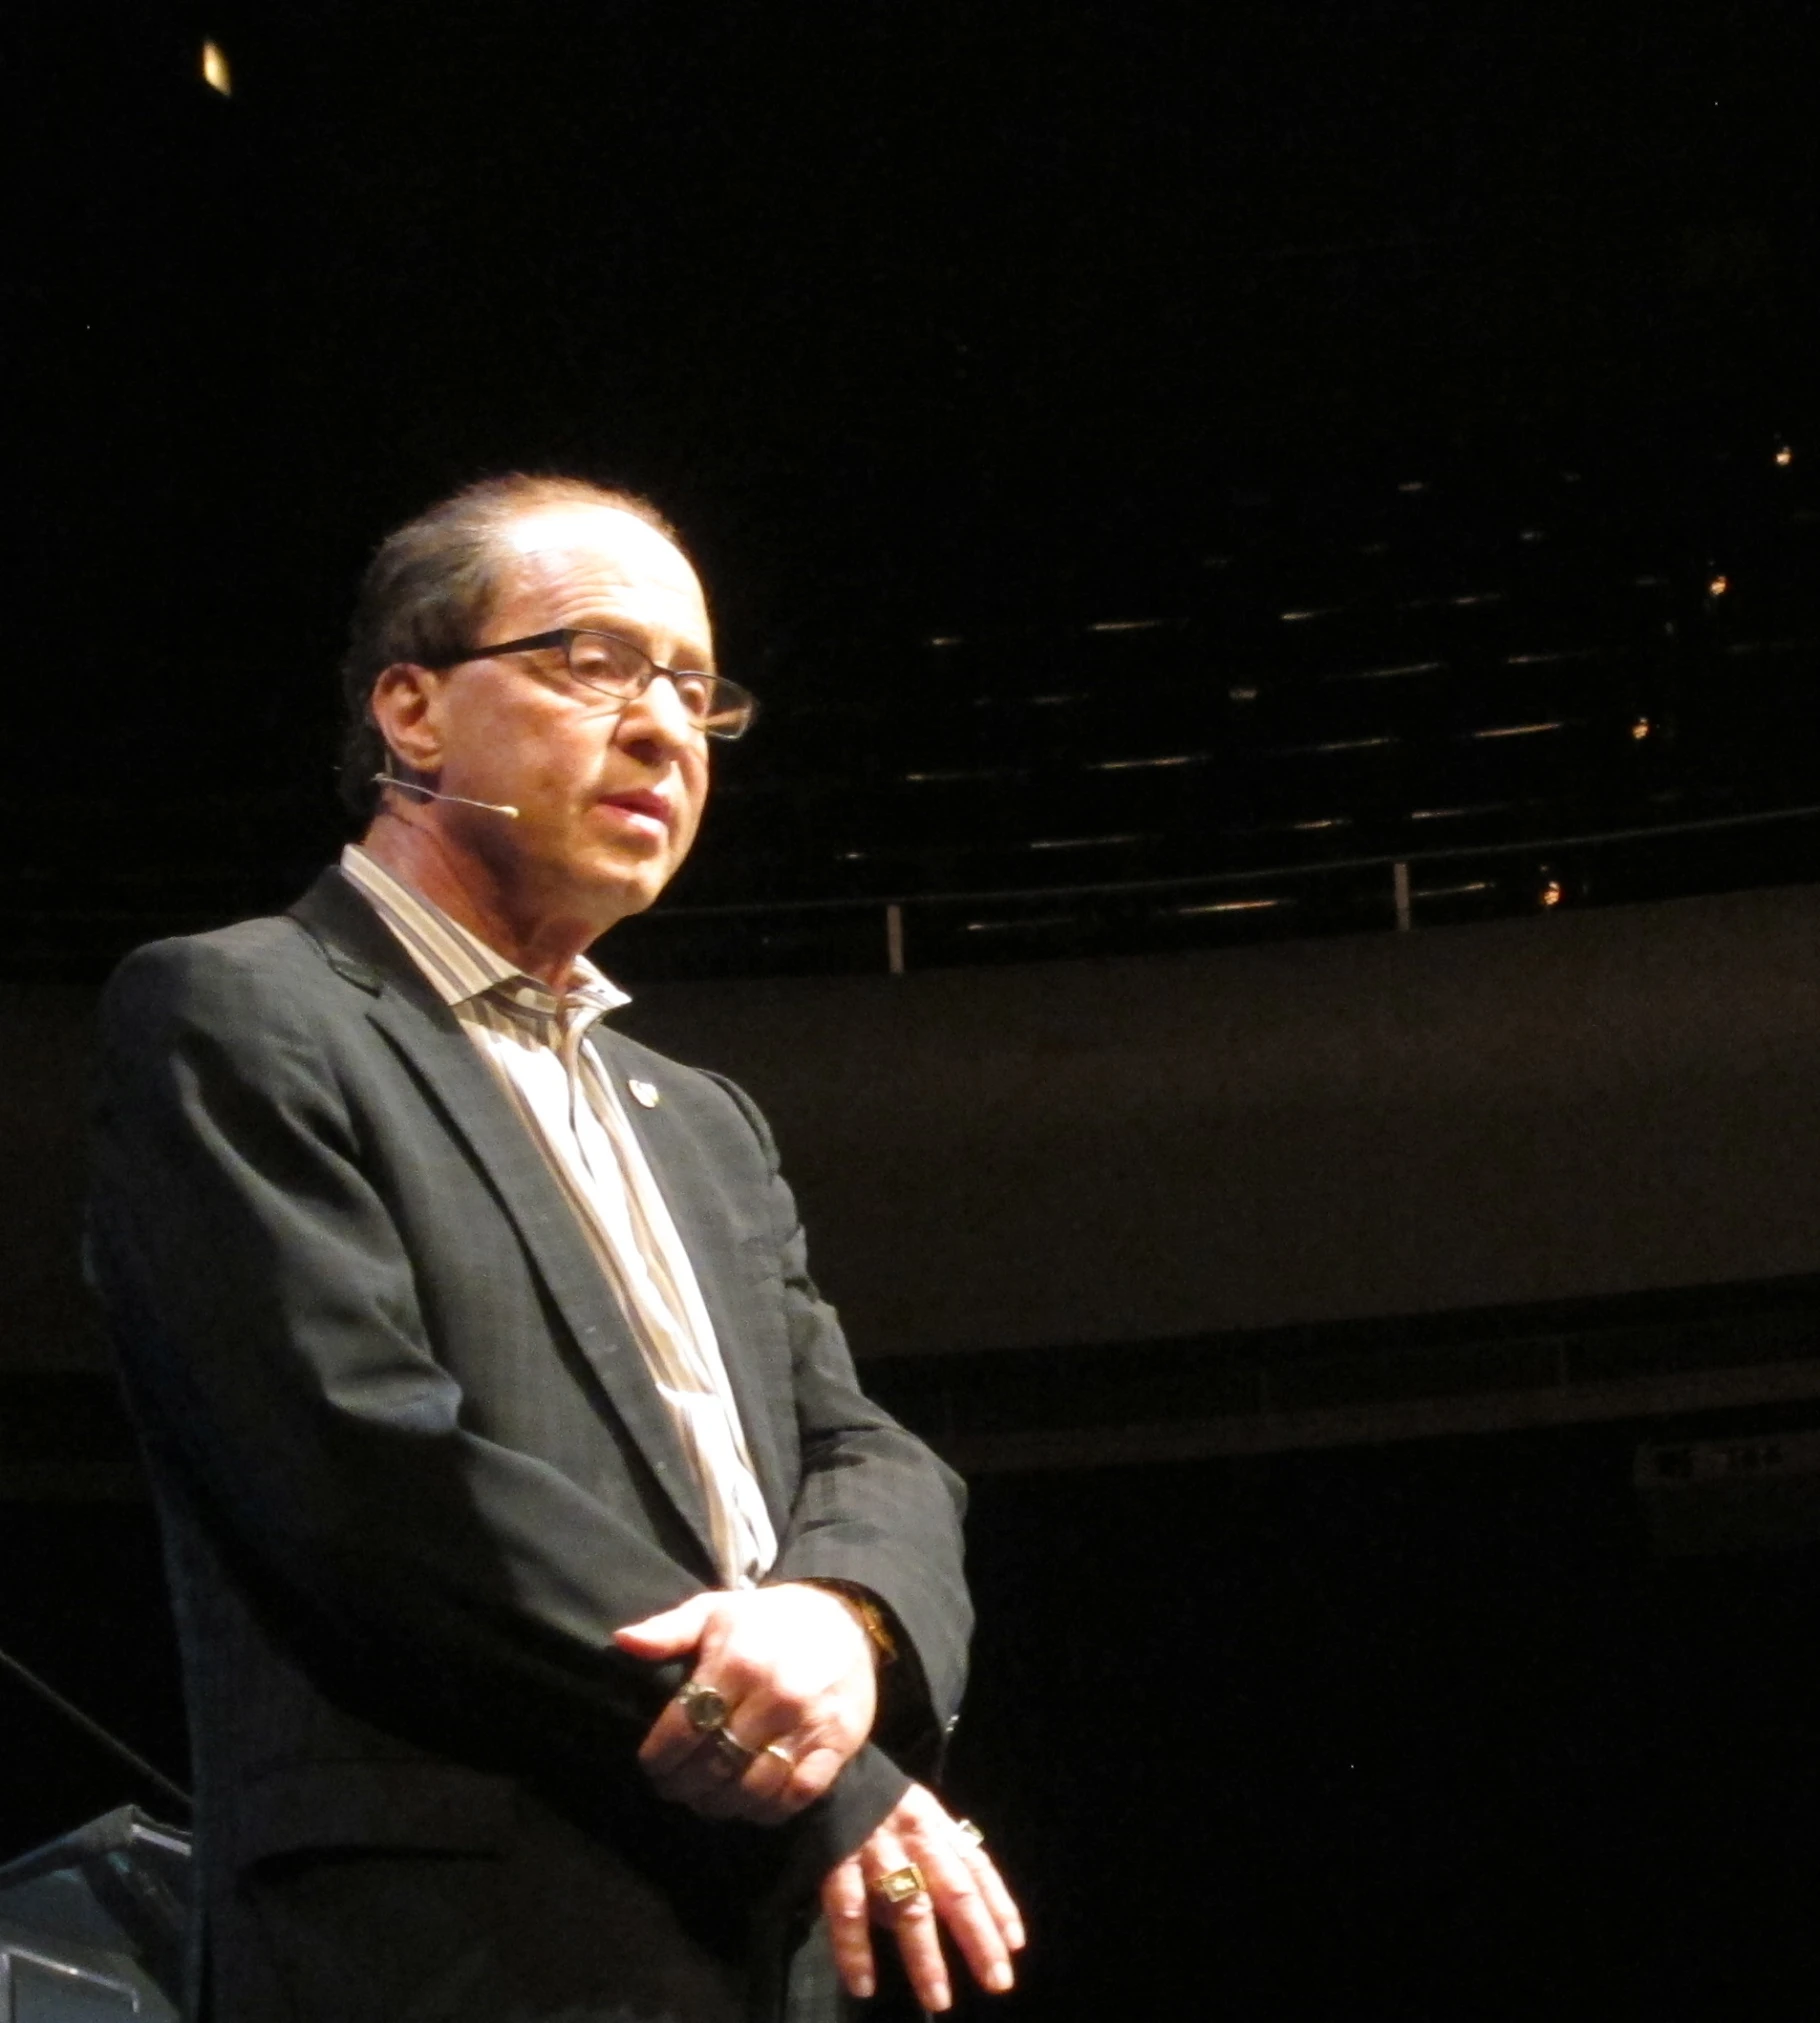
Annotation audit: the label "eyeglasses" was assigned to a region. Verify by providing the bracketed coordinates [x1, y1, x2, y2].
[428, 628, 758, 740]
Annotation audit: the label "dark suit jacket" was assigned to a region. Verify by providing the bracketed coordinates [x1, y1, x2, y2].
[86, 868, 970, 2016]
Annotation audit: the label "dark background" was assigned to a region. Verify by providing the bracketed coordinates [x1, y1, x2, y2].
[9, 1419, 1820, 2014]
[9, 0, 1819, 948]
[8, 2, 1820, 2015]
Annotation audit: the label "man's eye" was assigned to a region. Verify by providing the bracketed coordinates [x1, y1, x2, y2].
[673, 673, 715, 716]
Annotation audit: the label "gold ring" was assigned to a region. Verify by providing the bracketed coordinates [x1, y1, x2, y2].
[953, 1818, 985, 1849]
[872, 1863, 927, 1906]
[676, 1680, 729, 1734]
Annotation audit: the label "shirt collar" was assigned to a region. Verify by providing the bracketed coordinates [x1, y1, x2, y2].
[340, 843, 631, 1018]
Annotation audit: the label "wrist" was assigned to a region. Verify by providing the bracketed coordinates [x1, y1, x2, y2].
[797, 1579, 898, 1668]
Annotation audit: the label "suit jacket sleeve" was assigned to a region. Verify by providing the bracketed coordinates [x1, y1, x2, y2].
[697, 1070, 971, 1872]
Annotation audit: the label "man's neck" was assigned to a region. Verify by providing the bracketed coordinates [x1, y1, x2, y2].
[358, 812, 604, 990]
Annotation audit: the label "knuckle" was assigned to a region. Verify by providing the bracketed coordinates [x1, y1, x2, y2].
[787, 1773, 833, 1810]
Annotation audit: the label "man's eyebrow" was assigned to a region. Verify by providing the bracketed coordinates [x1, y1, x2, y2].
[574, 619, 717, 674]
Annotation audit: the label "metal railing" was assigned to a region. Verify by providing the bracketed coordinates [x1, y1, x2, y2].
[604, 798, 1820, 979]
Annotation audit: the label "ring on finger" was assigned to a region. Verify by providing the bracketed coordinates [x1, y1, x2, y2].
[677, 1680, 729, 1734]
[709, 1726, 757, 1772]
[763, 1741, 795, 1768]
[871, 1863, 928, 1906]
[952, 1817, 985, 1850]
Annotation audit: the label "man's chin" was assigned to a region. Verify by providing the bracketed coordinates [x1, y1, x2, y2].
[579, 861, 675, 939]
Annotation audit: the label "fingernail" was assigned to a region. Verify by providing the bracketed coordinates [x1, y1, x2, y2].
[853, 1975, 875, 2000]
[989, 1963, 1014, 1991]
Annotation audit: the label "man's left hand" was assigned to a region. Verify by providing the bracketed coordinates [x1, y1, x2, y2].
[821, 1782, 1026, 2011]
[616, 1583, 877, 1823]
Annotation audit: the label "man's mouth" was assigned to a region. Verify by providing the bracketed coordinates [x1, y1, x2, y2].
[599, 788, 672, 831]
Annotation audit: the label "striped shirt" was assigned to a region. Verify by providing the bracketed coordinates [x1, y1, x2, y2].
[340, 844, 778, 1587]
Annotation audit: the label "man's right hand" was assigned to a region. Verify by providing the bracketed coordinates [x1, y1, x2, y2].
[615, 1583, 877, 1824]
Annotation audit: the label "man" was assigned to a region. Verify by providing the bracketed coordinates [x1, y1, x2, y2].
[87, 475, 1024, 2020]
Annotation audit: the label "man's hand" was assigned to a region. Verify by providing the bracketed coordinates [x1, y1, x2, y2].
[820, 1782, 1026, 2011]
[615, 1583, 877, 1824]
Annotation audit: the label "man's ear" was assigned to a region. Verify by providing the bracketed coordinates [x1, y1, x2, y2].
[369, 662, 445, 776]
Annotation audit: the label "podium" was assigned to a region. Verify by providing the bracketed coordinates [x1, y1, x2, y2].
[0, 1808, 188, 2020]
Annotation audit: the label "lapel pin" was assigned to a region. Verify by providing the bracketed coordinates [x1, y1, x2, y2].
[628, 1079, 661, 1109]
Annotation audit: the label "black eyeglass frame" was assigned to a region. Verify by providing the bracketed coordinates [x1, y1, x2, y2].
[425, 627, 758, 740]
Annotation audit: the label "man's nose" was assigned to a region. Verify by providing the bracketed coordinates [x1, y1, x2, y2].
[615, 672, 697, 754]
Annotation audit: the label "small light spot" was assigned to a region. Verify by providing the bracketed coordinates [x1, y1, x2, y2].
[1327, 660, 1444, 684]
[1631, 717, 1652, 741]
[1708, 573, 1730, 597]
[1414, 880, 1493, 901]
[1540, 879, 1564, 908]
[1775, 447, 1794, 467]
[201, 39, 232, 95]
[1028, 833, 1147, 852]
[1409, 803, 1518, 822]
[963, 915, 1074, 936]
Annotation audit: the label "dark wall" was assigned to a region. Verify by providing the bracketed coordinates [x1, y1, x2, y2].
[618, 881, 1820, 1355]
[0, 987, 106, 1371]
[10, 880, 1820, 1375]
[945, 1417, 1820, 2017]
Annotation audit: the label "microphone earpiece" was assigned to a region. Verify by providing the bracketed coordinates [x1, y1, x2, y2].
[371, 769, 520, 820]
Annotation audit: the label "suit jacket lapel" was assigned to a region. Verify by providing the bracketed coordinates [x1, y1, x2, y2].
[593, 1035, 796, 1539]
[288, 870, 723, 1573]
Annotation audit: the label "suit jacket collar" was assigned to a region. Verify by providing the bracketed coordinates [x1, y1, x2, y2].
[287, 867, 725, 1576]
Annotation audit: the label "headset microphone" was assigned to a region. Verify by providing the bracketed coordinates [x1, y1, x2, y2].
[371, 770, 520, 820]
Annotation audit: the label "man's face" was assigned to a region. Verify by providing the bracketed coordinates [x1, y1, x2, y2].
[412, 505, 715, 937]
